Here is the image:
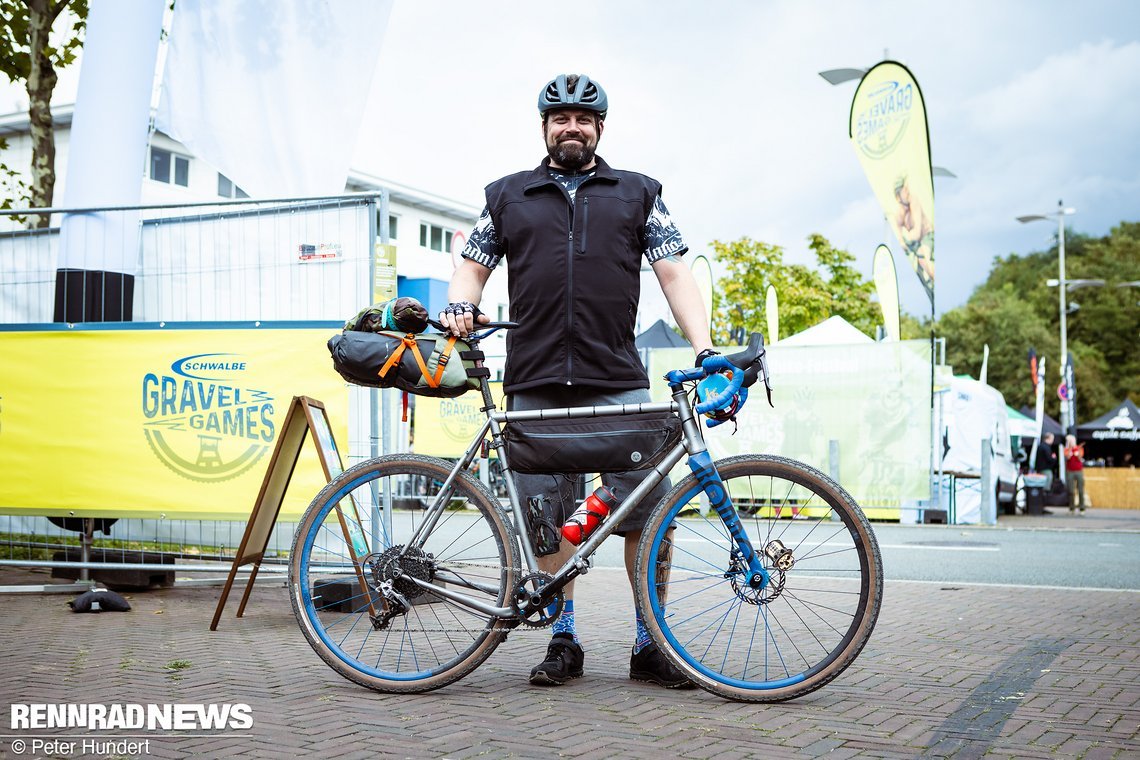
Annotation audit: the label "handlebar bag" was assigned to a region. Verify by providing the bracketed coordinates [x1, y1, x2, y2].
[502, 412, 681, 474]
[328, 330, 479, 398]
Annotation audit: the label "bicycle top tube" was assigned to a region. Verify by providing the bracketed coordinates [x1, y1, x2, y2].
[425, 317, 769, 423]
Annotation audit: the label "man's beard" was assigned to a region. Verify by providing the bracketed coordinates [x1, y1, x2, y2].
[548, 137, 596, 170]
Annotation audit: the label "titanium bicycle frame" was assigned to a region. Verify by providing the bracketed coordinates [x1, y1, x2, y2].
[395, 364, 771, 622]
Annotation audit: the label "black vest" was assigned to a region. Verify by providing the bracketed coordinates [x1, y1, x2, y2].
[485, 157, 660, 392]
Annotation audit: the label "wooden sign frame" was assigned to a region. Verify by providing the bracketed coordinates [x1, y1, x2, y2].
[210, 395, 373, 630]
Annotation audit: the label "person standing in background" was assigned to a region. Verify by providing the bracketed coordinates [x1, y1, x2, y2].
[1064, 434, 1086, 514]
[1034, 431, 1059, 489]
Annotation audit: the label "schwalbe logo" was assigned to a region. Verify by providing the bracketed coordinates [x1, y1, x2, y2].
[171, 353, 249, 381]
[141, 353, 274, 483]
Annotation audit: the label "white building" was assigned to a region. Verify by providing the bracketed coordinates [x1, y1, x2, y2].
[0, 103, 513, 372]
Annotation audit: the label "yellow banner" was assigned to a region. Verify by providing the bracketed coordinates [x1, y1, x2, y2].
[764, 284, 779, 345]
[849, 61, 935, 307]
[413, 383, 504, 458]
[0, 327, 347, 520]
[873, 244, 900, 341]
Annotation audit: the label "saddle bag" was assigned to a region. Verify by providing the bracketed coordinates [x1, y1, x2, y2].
[502, 412, 682, 474]
[327, 330, 481, 398]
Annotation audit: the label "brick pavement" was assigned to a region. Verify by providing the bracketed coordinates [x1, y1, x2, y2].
[1, 555, 1138, 760]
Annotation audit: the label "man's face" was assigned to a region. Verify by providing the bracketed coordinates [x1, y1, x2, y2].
[543, 108, 603, 170]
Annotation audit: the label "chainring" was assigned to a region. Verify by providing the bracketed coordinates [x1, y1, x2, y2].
[510, 572, 564, 628]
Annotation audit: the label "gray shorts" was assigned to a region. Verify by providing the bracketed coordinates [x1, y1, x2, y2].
[506, 385, 672, 536]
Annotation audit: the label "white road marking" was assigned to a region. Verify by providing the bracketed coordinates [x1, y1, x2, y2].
[674, 538, 1000, 552]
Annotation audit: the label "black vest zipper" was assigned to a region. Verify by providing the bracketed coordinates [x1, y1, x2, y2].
[565, 194, 575, 384]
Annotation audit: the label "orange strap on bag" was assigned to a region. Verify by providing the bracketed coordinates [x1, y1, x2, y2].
[378, 334, 458, 389]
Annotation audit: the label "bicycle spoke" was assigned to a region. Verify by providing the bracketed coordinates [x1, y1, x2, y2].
[292, 455, 517, 692]
[638, 455, 881, 701]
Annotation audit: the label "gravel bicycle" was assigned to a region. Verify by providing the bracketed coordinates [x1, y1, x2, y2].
[290, 324, 882, 702]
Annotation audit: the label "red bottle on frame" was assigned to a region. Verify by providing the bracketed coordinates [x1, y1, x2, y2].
[562, 486, 619, 545]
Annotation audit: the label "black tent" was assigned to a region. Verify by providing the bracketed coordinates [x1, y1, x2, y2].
[1077, 398, 1140, 441]
[635, 319, 690, 349]
[635, 319, 690, 371]
[1076, 398, 1140, 466]
[1018, 406, 1064, 438]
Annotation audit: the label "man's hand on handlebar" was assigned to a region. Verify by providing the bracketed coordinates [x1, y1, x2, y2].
[694, 348, 720, 370]
[439, 301, 490, 338]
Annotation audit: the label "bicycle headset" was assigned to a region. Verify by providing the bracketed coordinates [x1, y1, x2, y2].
[538, 74, 608, 119]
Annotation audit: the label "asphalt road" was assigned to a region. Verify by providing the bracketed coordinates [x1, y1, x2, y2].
[580, 520, 1140, 591]
[861, 523, 1140, 590]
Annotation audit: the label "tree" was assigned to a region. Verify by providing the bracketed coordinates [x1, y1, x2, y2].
[0, 136, 31, 223]
[0, 0, 88, 226]
[708, 233, 882, 343]
[936, 222, 1139, 422]
[937, 284, 1061, 411]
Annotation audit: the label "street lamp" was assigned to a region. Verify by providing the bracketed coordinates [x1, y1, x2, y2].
[818, 67, 866, 85]
[1017, 200, 1077, 432]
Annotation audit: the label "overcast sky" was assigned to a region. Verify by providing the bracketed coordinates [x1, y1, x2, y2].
[4, 1, 1137, 320]
[354, 0, 1140, 318]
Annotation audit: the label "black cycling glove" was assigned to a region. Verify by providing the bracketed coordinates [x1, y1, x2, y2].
[695, 348, 720, 368]
[442, 300, 483, 319]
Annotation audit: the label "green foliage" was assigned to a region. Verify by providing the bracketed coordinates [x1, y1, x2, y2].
[0, 0, 88, 83]
[0, 136, 31, 223]
[936, 222, 1140, 422]
[936, 284, 1056, 409]
[0, 0, 88, 216]
[709, 233, 880, 343]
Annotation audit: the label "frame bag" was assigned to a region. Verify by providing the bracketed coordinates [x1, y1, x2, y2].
[328, 331, 480, 398]
[503, 412, 682, 474]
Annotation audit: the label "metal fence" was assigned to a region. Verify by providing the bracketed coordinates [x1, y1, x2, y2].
[0, 194, 388, 589]
[1, 193, 381, 323]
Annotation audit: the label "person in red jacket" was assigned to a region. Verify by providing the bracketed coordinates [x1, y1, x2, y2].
[1064, 434, 1086, 514]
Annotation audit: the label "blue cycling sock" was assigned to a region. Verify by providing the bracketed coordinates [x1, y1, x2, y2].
[634, 610, 652, 654]
[550, 599, 577, 643]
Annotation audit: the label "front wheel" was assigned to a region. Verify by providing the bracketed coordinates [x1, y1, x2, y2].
[635, 455, 882, 702]
[290, 454, 519, 693]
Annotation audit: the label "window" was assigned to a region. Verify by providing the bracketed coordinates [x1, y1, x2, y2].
[217, 173, 249, 199]
[150, 147, 190, 187]
[419, 222, 456, 253]
[379, 212, 398, 240]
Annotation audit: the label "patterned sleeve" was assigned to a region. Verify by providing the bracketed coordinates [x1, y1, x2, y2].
[460, 207, 502, 269]
[643, 195, 688, 264]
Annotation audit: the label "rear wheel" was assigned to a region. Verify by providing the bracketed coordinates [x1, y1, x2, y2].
[635, 455, 882, 702]
[290, 454, 519, 693]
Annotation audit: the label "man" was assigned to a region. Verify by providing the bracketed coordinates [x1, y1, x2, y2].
[1034, 431, 1058, 489]
[439, 74, 714, 689]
